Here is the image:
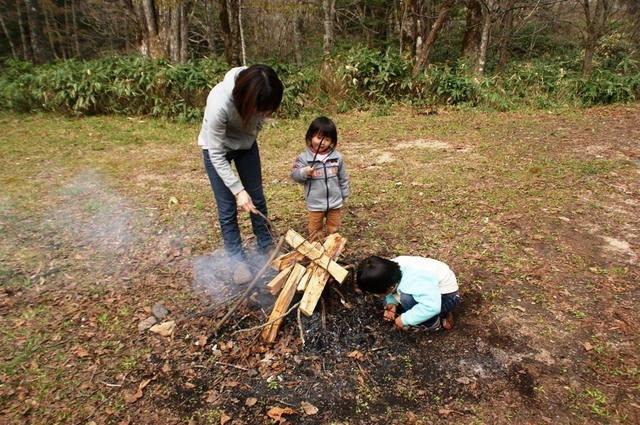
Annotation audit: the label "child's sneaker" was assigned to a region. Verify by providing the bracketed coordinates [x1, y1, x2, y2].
[415, 318, 442, 332]
[441, 312, 454, 330]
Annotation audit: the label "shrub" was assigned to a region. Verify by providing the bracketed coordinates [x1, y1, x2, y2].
[335, 46, 414, 106]
[577, 69, 639, 107]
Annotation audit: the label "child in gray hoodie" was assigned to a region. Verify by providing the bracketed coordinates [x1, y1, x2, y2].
[290, 117, 350, 242]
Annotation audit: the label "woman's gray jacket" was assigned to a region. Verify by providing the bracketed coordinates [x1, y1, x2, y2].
[197, 66, 264, 195]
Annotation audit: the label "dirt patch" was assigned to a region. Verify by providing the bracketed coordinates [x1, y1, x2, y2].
[1, 106, 639, 424]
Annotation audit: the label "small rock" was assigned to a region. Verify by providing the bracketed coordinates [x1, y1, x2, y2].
[152, 303, 170, 320]
[138, 316, 157, 331]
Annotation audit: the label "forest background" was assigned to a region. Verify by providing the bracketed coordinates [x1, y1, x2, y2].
[0, 0, 639, 119]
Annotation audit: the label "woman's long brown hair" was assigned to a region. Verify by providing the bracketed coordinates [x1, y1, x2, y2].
[232, 64, 283, 130]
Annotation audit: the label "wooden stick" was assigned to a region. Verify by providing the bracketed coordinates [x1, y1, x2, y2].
[231, 302, 300, 336]
[210, 236, 285, 337]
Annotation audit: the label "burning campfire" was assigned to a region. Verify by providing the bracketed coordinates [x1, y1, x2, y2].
[211, 229, 349, 343]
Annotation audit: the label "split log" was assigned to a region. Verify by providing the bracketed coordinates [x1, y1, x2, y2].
[261, 263, 306, 343]
[284, 229, 348, 283]
[297, 267, 314, 292]
[299, 234, 347, 316]
[267, 265, 293, 295]
[270, 250, 308, 271]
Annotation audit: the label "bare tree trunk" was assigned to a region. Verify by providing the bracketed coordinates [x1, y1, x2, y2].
[412, 0, 455, 77]
[41, 3, 58, 59]
[180, 3, 188, 63]
[71, 0, 80, 57]
[140, 0, 164, 58]
[400, 0, 418, 56]
[167, 4, 189, 64]
[497, 0, 514, 74]
[293, 0, 304, 68]
[203, 0, 217, 55]
[63, 0, 70, 58]
[461, 0, 482, 60]
[23, 0, 50, 64]
[218, 0, 241, 66]
[169, 5, 181, 63]
[582, 0, 611, 78]
[476, 0, 495, 74]
[0, 9, 18, 58]
[16, 0, 31, 61]
[323, 0, 336, 56]
[238, 0, 246, 66]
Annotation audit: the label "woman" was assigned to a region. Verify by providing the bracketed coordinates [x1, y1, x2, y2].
[198, 64, 283, 284]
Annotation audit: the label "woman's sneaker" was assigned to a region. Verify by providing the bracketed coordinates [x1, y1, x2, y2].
[233, 263, 253, 285]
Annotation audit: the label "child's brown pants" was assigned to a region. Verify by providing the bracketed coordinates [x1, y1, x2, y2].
[308, 209, 342, 242]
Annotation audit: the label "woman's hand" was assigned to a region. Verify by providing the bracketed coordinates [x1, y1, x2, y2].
[236, 190, 257, 214]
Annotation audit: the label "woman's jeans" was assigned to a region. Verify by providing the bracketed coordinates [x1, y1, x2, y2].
[202, 143, 272, 261]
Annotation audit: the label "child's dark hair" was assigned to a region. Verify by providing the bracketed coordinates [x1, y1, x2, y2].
[356, 256, 402, 294]
[305, 116, 338, 150]
[233, 64, 283, 129]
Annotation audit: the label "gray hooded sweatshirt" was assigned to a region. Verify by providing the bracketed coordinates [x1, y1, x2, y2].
[290, 148, 350, 212]
[197, 66, 264, 195]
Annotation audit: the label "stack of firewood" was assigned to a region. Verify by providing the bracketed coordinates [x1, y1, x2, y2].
[261, 229, 348, 343]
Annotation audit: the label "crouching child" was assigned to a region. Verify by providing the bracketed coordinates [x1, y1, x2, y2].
[356, 255, 460, 331]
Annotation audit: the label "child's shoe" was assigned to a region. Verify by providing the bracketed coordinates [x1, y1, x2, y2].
[441, 312, 454, 330]
[412, 318, 442, 332]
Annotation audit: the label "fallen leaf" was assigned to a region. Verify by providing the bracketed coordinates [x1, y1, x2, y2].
[123, 379, 152, 404]
[455, 376, 472, 385]
[405, 411, 417, 424]
[439, 409, 454, 416]
[149, 321, 176, 337]
[301, 401, 318, 415]
[267, 406, 297, 423]
[584, 342, 594, 351]
[347, 350, 364, 361]
[74, 346, 90, 358]
[116, 416, 131, 425]
[220, 411, 231, 425]
[245, 397, 257, 406]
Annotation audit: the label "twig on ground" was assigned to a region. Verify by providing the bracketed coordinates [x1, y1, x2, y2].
[331, 285, 347, 304]
[210, 236, 285, 337]
[297, 307, 305, 345]
[100, 381, 122, 387]
[215, 361, 250, 371]
[231, 301, 301, 336]
[370, 346, 389, 352]
[321, 298, 326, 331]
